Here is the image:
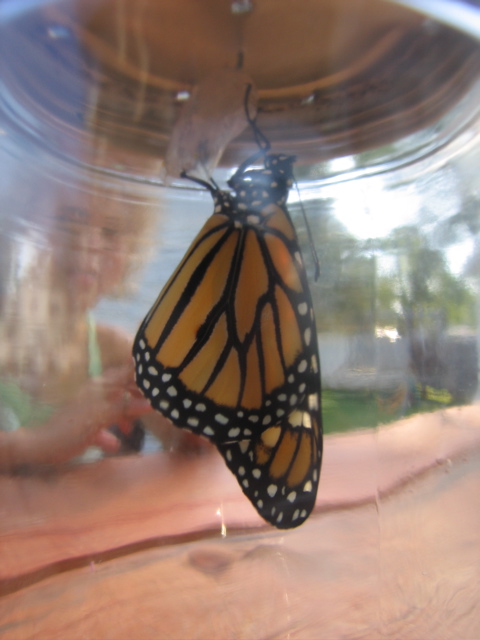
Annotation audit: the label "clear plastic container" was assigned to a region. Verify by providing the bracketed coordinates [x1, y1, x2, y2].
[0, 1, 479, 638]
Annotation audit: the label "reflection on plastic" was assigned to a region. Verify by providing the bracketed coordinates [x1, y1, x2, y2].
[0, 0, 480, 637]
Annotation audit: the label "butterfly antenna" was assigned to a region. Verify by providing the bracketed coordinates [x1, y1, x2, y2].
[181, 170, 218, 195]
[198, 156, 221, 191]
[295, 178, 320, 281]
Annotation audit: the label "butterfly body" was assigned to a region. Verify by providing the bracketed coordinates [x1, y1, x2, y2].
[134, 148, 322, 528]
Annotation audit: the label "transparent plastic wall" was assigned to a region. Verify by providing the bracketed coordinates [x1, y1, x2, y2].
[0, 1, 479, 638]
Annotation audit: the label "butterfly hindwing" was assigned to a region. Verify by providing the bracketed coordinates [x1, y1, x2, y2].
[218, 379, 322, 528]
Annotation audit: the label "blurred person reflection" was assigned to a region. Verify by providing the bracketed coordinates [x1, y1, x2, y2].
[0, 153, 163, 471]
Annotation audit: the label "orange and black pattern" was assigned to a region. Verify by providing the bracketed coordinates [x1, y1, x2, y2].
[133, 147, 322, 528]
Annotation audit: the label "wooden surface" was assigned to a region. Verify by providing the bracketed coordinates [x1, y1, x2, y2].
[1, 406, 479, 639]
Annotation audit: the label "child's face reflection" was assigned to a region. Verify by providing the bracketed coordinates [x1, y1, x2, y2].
[53, 203, 129, 311]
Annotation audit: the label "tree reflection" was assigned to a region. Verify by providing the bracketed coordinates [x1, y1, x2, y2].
[292, 199, 477, 413]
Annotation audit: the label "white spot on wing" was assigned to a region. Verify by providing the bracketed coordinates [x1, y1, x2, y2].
[239, 440, 249, 453]
[267, 484, 278, 497]
[308, 394, 319, 411]
[289, 410, 304, 427]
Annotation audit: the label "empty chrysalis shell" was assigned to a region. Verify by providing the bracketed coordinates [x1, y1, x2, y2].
[162, 68, 258, 181]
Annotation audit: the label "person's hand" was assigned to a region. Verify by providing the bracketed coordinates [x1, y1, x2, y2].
[0, 362, 154, 472]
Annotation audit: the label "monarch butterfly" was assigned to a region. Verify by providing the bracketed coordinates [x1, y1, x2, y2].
[133, 90, 322, 528]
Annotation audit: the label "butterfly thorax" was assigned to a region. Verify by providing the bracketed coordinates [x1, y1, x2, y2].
[228, 153, 296, 213]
